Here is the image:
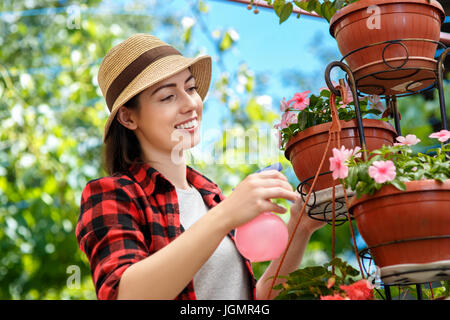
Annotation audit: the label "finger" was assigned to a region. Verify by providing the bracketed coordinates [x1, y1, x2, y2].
[262, 199, 288, 214]
[257, 170, 288, 181]
[256, 178, 295, 192]
[263, 187, 301, 202]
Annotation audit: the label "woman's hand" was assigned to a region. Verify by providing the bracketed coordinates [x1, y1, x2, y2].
[216, 170, 301, 231]
[287, 196, 327, 235]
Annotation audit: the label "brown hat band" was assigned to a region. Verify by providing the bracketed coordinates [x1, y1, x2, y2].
[105, 45, 182, 109]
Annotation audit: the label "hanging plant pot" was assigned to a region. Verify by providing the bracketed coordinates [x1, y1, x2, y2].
[329, 0, 445, 96]
[284, 119, 396, 192]
[349, 179, 450, 285]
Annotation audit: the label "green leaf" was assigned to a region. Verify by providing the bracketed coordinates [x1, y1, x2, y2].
[273, 0, 286, 17]
[347, 167, 358, 190]
[320, 2, 334, 22]
[293, 0, 308, 10]
[279, 2, 293, 24]
[219, 32, 233, 51]
[298, 112, 308, 131]
[434, 173, 447, 183]
[390, 179, 407, 191]
[307, 0, 318, 12]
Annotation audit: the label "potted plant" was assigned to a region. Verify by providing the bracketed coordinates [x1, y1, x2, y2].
[255, 0, 445, 95]
[274, 83, 397, 192]
[274, 252, 450, 300]
[329, 130, 450, 285]
[274, 257, 377, 300]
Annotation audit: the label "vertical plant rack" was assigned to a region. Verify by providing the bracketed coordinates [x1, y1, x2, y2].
[270, 38, 450, 300]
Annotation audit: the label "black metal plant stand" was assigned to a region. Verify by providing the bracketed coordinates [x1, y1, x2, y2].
[296, 172, 351, 226]
[319, 38, 450, 300]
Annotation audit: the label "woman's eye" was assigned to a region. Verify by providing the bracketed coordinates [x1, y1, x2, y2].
[161, 95, 174, 102]
[189, 86, 198, 92]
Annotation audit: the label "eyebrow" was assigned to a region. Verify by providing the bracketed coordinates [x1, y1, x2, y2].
[150, 75, 195, 96]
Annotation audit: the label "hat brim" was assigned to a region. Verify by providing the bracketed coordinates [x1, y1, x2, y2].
[103, 54, 212, 143]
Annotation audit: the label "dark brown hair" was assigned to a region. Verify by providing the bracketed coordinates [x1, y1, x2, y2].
[103, 93, 142, 176]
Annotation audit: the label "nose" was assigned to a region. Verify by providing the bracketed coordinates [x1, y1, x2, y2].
[178, 89, 199, 113]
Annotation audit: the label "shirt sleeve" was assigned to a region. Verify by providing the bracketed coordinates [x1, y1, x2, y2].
[76, 177, 150, 300]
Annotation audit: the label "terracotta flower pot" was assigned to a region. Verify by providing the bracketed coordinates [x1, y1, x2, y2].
[349, 180, 450, 284]
[284, 119, 396, 191]
[329, 0, 445, 96]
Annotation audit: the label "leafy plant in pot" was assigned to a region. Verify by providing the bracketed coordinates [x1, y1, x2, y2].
[274, 81, 396, 194]
[256, 0, 445, 95]
[330, 130, 450, 285]
[274, 257, 376, 300]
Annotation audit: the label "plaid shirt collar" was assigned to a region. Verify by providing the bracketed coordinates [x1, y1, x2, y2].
[127, 160, 223, 208]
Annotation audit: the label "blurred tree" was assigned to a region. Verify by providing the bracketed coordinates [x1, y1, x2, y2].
[0, 0, 194, 299]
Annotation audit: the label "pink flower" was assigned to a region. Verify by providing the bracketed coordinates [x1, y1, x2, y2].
[282, 111, 297, 127]
[319, 81, 339, 94]
[338, 82, 354, 108]
[280, 97, 289, 112]
[394, 134, 421, 146]
[329, 146, 351, 180]
[368, 94, 384, 111]
[350, 146, 362, 158]
[320, 293, 348, 300]
[274, 111, 298, 130]
[368, 160, 396, 184]
[429, 130, 450, 143]
[287, 90, 310, 111]
[340, 280, 374, 300]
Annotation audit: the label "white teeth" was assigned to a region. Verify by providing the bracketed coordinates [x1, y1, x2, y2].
[175, 119, 198, 129]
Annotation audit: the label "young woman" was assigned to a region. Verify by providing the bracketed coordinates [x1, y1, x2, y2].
[76, 34, 326, 300]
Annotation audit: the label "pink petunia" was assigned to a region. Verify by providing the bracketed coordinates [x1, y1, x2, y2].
[340, 280, 374, 300]
[287, 90, 310, 111]
[329, 146, 351, 180]
[368, 160, 396, 184]
[280, 97, 289, 112]
[350, 146, 362, 158]
[337, 82, 354, 108]
[429, 129, 450, 143]
[368, 94, 384, 112]
[319, 81, 339, 94]
[394, 134, 421, 146]
[274, 111, 298, 130]
[282, 111, 298, 128]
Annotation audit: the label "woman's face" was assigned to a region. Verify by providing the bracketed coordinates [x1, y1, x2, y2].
[121, 68, 203, 160]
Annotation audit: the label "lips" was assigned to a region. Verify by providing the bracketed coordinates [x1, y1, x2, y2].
[175, 117, 198, 129]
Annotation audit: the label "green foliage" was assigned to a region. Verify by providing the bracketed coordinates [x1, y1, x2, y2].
[343, 140, 450, 198]
[262, 0, 359, 24]
[276, 87, 384, 150]
[258, 0, 431, 24]
[273, 257, 360, 299]
[0, 0, 184, 299]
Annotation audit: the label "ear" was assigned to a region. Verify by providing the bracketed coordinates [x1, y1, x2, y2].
[116, 106, 138, 130]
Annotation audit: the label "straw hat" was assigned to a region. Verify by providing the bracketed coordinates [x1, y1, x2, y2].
[97, 33, 212, 143]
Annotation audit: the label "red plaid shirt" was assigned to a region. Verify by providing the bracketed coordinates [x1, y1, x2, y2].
[76, 161, 257, 300]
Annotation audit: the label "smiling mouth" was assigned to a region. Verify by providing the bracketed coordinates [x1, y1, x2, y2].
[175, 118, 199, 130]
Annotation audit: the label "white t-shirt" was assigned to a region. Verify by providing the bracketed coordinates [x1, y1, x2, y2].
[175, 184, 252, 300]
